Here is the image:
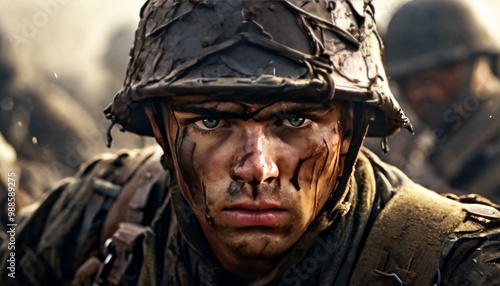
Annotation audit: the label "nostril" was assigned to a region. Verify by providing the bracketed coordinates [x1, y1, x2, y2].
[263, 177, 276, 184]
[247, 177, 276, 186]
[248, 179, 260, 186]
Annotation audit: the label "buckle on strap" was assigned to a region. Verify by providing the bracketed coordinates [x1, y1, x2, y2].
[95, 223, 149, 285]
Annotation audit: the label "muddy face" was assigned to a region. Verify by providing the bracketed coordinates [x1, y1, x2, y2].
[157, 96, 351, 266]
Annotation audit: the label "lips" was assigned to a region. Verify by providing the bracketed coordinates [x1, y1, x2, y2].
[222, 202, 288, 227]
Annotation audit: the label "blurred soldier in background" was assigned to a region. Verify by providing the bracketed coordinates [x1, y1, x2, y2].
[0, 25, 103, 229]
[370, 0, 500, 202]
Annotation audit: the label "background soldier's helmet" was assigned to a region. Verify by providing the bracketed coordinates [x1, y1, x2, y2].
[105, 0, 411, 139]
[384, 0, 500, 79]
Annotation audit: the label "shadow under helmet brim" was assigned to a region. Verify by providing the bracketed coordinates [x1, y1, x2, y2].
[105, 73, 406, 139]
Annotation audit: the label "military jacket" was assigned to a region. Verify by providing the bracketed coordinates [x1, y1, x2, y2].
[1, 146, 500, 285]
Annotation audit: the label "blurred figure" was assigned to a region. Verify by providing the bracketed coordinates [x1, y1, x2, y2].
[374, 0, 500, 201]
[0, 25, 102, 218]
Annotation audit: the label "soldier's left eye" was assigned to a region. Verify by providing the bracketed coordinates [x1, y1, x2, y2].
[194, 118, 220, 130]
[283, 116, 311, 128]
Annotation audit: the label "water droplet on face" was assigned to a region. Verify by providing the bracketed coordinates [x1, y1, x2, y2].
[32, 137, 38, 144]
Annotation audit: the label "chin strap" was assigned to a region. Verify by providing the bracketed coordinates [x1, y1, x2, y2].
[322, 102, 373, 222]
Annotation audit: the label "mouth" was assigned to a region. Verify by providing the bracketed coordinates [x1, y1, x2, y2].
[222, 202, 289, 227]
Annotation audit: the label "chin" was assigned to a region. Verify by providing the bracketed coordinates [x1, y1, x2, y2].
[224, 233, 293, 259]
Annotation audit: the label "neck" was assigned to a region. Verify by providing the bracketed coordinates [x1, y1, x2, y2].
[216, 247, 275, 281]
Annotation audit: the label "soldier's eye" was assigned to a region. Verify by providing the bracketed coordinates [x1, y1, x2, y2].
[194, 118, 220, 130]
[283, 116, 311, 128]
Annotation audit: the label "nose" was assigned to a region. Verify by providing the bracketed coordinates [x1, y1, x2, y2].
[230, 127, 279, 185]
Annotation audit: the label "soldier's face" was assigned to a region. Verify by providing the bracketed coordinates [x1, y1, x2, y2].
[400, 62, 468, 128]
[157, 96, 351, 264]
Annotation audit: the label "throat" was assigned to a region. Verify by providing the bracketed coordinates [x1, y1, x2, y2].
[216, 253, 277, 282]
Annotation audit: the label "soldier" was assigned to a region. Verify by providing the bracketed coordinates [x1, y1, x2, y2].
[2, 1, 500, 285]
[378, 0, 500, 201]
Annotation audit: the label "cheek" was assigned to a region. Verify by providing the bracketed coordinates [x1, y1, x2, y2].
[290, 129, 342, 214]
[176, 131, 233, 208]
[175, 131, 203, 206]
[294, 129, 341, 185]
[314, 143, 342, 201]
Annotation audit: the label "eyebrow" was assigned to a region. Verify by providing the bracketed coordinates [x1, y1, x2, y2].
[173, 105, 253, 120]
[173, 102, 333, 120]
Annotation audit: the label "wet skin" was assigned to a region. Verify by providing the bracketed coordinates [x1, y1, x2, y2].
[150, 96, 351, 279]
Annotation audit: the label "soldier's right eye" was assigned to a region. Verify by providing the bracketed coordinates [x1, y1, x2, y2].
[283, 116, 311, 128]
[194, 118, 222, 131]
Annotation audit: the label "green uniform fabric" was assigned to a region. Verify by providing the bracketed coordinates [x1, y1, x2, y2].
[1, 147, 499, 285]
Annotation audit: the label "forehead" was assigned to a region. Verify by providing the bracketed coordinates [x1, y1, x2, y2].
[171, 95, 334, 114]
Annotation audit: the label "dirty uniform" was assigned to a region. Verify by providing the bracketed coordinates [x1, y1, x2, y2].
[2, 146, 499, 285]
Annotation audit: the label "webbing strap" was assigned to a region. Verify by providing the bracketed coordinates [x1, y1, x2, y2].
[76, 178, 121, 255]
[73, 146, 165, 285]
[97, 223, 149, 285]
[350, 185, 467, 286]
[94, 146, 165, 285]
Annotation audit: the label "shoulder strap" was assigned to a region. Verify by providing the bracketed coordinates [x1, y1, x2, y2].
[350, 185, 479, 286]
[93, 146, 166, 285]
[18, 145, 166, 286]
[71, 145, 167, 286]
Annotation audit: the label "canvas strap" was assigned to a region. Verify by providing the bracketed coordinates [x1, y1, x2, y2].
[350, 185, 474, 286]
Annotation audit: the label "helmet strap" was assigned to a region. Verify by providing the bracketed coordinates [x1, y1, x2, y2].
[144, 100, 173, 167]
[324, 102, 372, 221]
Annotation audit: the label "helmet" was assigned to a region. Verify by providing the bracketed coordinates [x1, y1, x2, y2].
[105, 0, 411, 139]
[385, 0, 500, 79]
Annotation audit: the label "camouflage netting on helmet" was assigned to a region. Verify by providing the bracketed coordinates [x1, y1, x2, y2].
[105, 0, 411, 138]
